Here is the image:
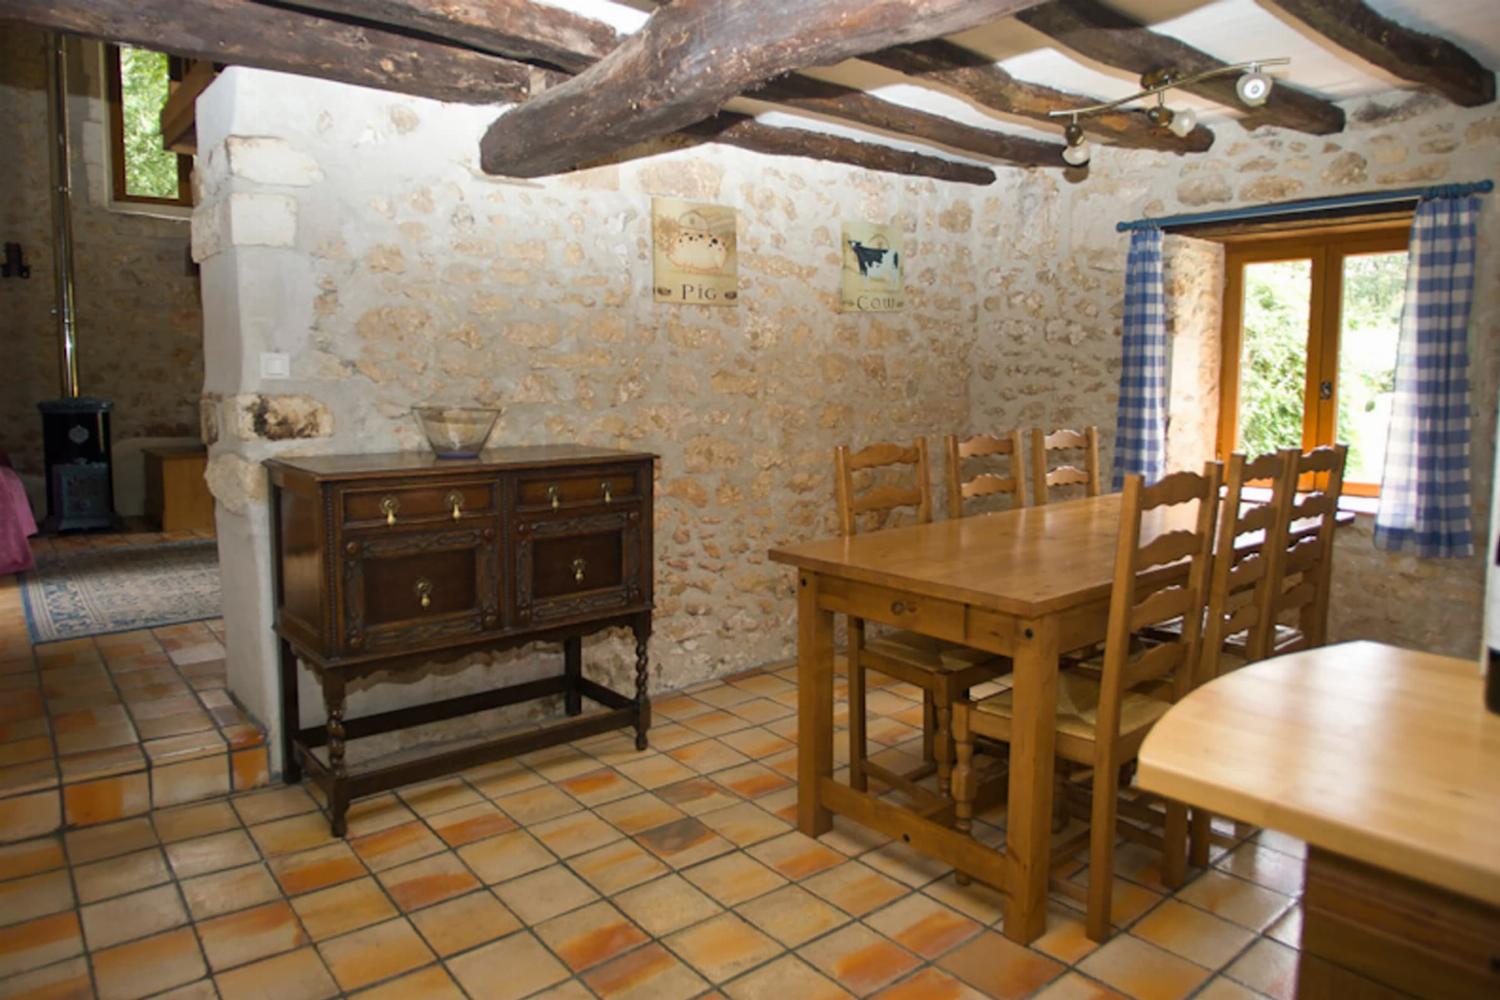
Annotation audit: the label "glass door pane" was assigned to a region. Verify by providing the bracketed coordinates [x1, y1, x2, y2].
[1237, 259, 1312, 456]
[1337, 251, 1406, 485]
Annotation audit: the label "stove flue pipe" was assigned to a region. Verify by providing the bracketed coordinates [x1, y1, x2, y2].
[46, 31, 81, 400]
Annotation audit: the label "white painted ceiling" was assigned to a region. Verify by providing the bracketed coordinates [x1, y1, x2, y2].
[535, 0, 1500, 166]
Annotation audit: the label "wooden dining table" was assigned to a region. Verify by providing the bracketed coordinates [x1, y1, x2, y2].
[1138, 641, 1500, 999]
[769, 492, 1197, 943]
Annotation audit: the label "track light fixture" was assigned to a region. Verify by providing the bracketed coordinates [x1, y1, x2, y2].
[1048, 58, 1288, 167]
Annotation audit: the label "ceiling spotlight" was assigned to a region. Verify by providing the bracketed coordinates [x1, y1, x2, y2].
[1146, 101, 1174, 130]
[1236, 65, 1273, 107]
[1062, 118, 1091, 167]
[1167, 107, 1198, 138]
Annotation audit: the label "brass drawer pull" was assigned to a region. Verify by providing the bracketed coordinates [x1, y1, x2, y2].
[380, 495, 399, 526]
[572, 557, 587, 583]
[445, 490, 464, 521]
[415, 578, 433, 609]
[601, 481, 613, 504]
[547, 484, 560, 510]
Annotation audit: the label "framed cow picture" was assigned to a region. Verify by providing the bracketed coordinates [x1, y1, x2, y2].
[841, 220, 903, 313]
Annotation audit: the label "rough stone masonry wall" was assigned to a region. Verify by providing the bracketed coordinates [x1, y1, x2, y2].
[0, 27, 203, 490]
[972, 92, 1500, 658]
[193, 68, 1008, 757]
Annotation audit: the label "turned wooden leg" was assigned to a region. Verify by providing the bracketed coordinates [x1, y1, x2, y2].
[322, 672, 349, 837]
[1087, 758, 1119, 943]
[921, 690, 937, 765]
[632, 620, 651, 751]
[1189, 808, 1212, 869]
[1163, 799, 1189, 889]
[848, 619, 868, 793]
[951, 702, 976, 886]
[934, 700, 953, 798]
[563, 636, 583, 717]
[279, 638, 302, 784]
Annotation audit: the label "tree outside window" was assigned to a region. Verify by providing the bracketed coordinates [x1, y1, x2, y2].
[106, 44, 192, 206]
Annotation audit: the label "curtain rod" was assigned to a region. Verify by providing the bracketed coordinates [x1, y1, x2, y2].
[1116, 179, 1493, 233]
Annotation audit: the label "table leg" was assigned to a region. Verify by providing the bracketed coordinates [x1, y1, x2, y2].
[797, 572, 834, 836]
[632, 617, 652, 752]
[1003, 617, 1059, 944]
[563, 636, 583, 717]
[278, 638, 301, 784]
[322, 672, 349, 837]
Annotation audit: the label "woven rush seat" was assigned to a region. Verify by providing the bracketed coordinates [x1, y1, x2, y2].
[972, 669, 1171, 740]
[865, 630, 1005, 673]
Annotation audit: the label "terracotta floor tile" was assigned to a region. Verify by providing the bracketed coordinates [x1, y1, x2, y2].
[467, 763, 545, 800]
[860, 841, 952, 889]
[152, 799, 240, 843]
[1131, 898, 1257, 970]
[531, 810, 624, 859]
[248, 812, 336, 858]
[456, 829, 555, 885]
[318, 916, 435, 993]
[492, 785, 582, 825]
[636, 816, 735, 868]
[722, 954, 851, 1000]
[397, 777, 482, 818]
[82, 883, 189, 950]
[0, 869, 74, 928]
[1175, 871, 1293, 932]
[614, 754, 697, 790]
[0, 911, 83, 979]
[802, 862, 910, 918]
[595, 793, 685, 836]
[427, 801, 516, 847]
[62, 771, 149, 826]
[666, 739, 750, 774]
[524, 746, 601, 782]
[344, 795, 419, 838]
[0, 789, 60, 846]
[871, 967, 994, 1000]
[570, 840, 669, 895]
[612, 873, 722, 937]
[1029, 971, 1131, 1000]
[92, 926, 207, 1000]
[352, 964, 466, 1000]
[0, 737, 52, 768]
[1224, 937, 1299, 1000]
[936, 930, 1066, 1000]
[697, 801, 792, 847]
[736, 884, 850, 947]
[409, 889, 521, 957]
[681, 710, 752, 738]
[712, 762, 792, 801]
[683, 852, 787, 907]
[231, 786, 319, 827]
[62, 816, 156, 864]
[653, 695, 714, 722]
[581, 941, 709, 1000]
[180, 862, 283, 920]
[1078, 935, 1211, 1000]
[0, 954, 94, 1000]
[269, 841, 366, 895]
[376, 850, 480, 911]
[656, 777, 741, 816]
[1030, 903, 1102, 965]
[444, 931, 569, 1000]
[555, 767, 642, 808]
[922, 873, 1008, 926]
[665, 911, 782, 984]
[1266, 904, 1302, 948]
[726, 699, 796, 726]
[0, 836, 65, 882]
[292, 876, 399, 940]
[749, 831, 846, 882]
[214, 946, 340, 1000]
[1215, 842, 1306, 897]
[1194, 976, 1265, 1000]
[196, 899, 309, 972]
[494, 864, 600, 925]
[1254, 829, 1307, 861]
[694, 684, 760, 710]
[348, 820, 445, 873]
[863, 893, 980, 960]
[166, 829, 259, 879]
[798, 923, 921, 997]
[536, 900, 650, 972]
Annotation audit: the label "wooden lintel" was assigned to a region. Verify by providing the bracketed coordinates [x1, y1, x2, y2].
[750, 76, 1062, 167]
[866, 39, 1214, 153]
[267, 0, 620, 73]
[1015, 0, 1346, 135]
[1266, 0, 1494, 107]
[1, 0, 533, 106]
[479, 0, 1052, 177]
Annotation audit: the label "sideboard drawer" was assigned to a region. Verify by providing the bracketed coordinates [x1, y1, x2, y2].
[517, 469, 640, 511]
[516, 508, 644, 625]
[343, 481, 496, 528]
[341, 527, 500, 653]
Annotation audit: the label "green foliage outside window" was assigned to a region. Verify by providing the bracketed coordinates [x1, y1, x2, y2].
[1238, 260, 1311, 459]
[119, 46, 179, 199]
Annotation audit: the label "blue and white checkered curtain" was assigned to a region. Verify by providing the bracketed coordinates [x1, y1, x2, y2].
[1374, 193, 1481, 558]
[1112, 227, 1168, 489]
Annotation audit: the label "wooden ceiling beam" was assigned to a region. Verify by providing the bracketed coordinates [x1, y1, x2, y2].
[1014, 0, 1346, 135]
[263, 0, 619, 73]
[749, 76, 1061, 167]
[677, 112, 997, 185]
[0, 0, 534, 106]
[478, 0, 1052, 177]
[864, 39, 1214, 153]
[1265, 0, 1494, 107]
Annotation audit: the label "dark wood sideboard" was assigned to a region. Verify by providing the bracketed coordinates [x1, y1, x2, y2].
[265, 445, 656, 835]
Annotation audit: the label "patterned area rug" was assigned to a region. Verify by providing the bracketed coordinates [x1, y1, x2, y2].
[21, 539, 222, 643]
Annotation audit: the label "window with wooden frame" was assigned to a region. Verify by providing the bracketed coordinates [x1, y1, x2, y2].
[1218, 221, 1411, 497]
[105, 44, 192, 207]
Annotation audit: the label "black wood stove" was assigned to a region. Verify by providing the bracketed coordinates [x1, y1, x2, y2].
[38, 397, 117, 532]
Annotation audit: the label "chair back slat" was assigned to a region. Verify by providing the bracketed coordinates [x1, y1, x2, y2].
[945, 431, 1026, 517]
[835, 438, 932, 537]
[1121, 641, 1186, 691]
[1130, 586, 1192, 632]
[1030, 426, 1102, 506]
[1265, 445, 1348, 651]
[1136, 529, 1201, 569]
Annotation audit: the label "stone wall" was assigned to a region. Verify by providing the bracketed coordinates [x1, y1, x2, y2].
[0, 27, 202, 500]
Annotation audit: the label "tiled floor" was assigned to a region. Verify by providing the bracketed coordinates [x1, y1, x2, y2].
[0, 541, 1308, 1000]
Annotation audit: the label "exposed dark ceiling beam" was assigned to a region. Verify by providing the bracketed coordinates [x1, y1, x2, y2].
[865, 39, 1215, 153]
[1265, 0, 1494, 107]
[1014, 0, 1346, 135]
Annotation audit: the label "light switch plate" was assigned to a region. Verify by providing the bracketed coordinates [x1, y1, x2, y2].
[259, 352, 291, 379]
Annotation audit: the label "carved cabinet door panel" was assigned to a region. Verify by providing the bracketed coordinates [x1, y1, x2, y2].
[339, 526, 501, 654]
[515, 508, 644, 627]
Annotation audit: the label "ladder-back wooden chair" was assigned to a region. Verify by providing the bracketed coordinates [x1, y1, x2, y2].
[834, 439, 1010, 801]
[952, 463, 1221, 942]
[944, 430, 1027, 518]
[1261, 444, 1348, 655]
[1031, 426, 1102, 506]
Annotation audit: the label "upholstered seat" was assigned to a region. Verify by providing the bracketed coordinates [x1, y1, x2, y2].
[973, 669, 1171, 740]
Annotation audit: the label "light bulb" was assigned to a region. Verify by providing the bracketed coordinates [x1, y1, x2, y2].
[1167, 107, 1197, 137]
[1062, 140, 1092, 167]
[1236, 67, 1273, 107]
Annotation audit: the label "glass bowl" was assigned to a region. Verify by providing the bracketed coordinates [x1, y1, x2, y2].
[412, 405, 501, 459]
